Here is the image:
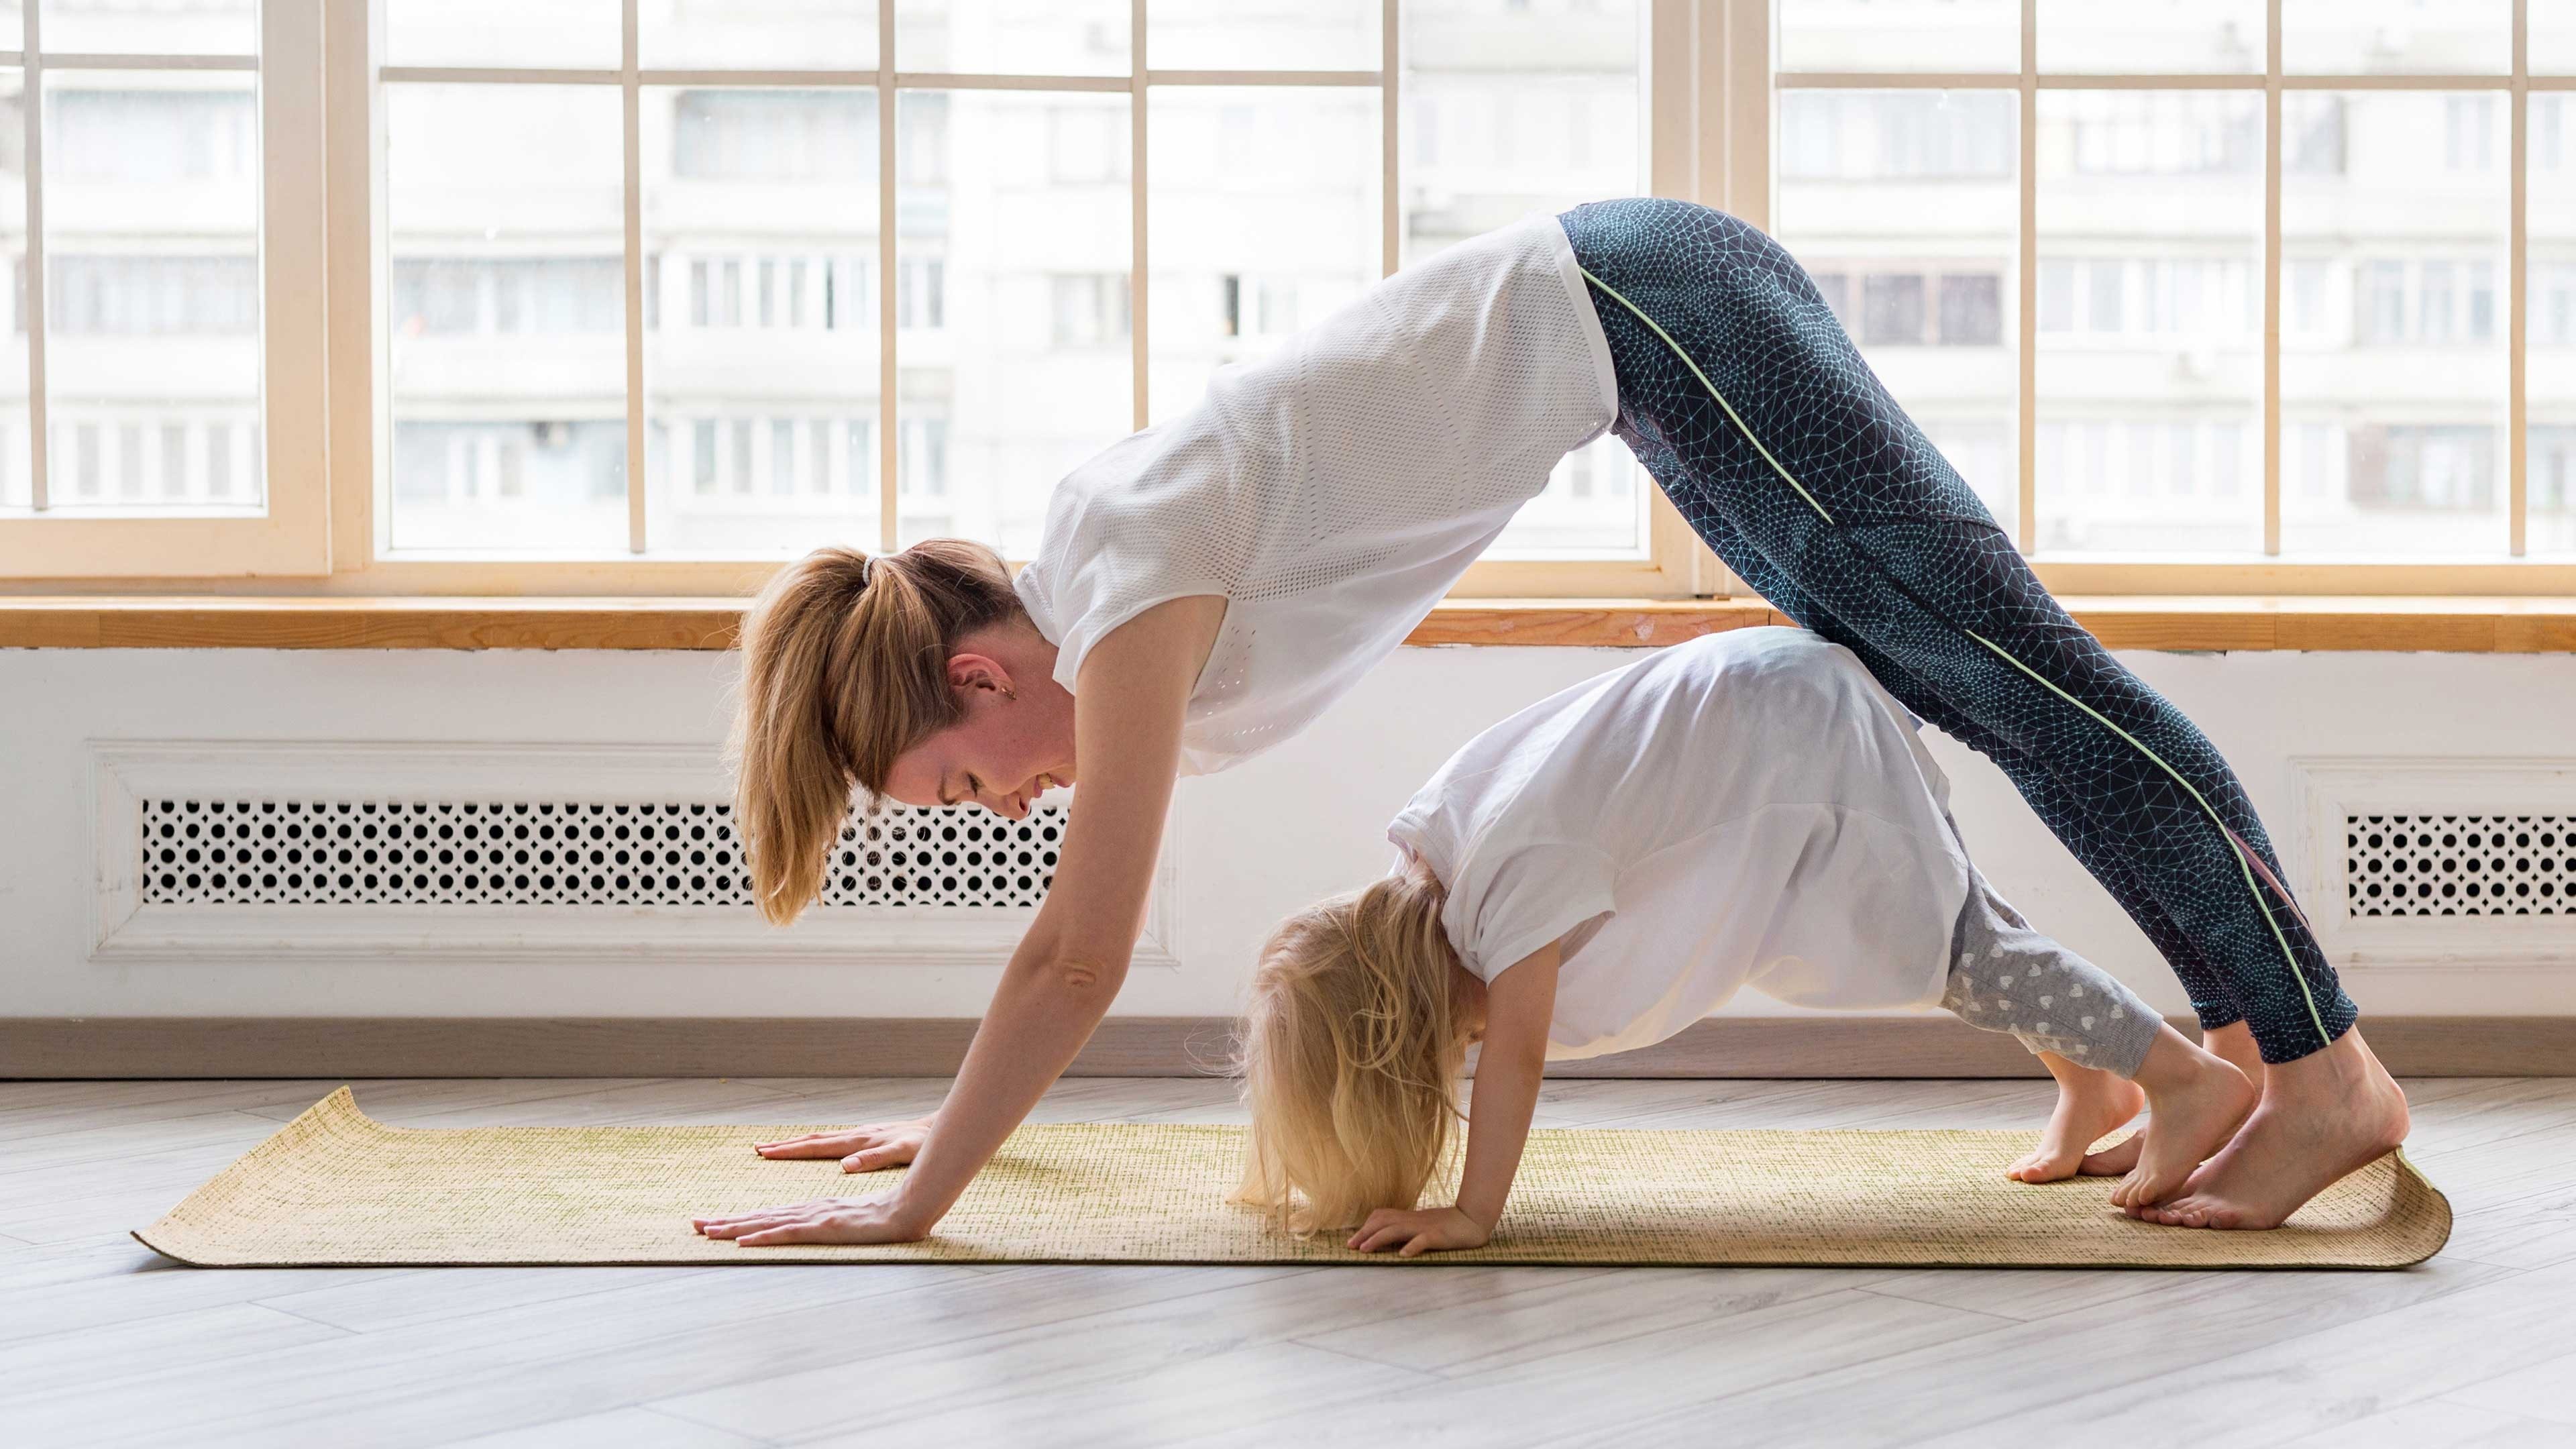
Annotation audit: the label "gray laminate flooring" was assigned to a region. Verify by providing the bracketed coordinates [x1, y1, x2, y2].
[3, 1075, 2571, 1448]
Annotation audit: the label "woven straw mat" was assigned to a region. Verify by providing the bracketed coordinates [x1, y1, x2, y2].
[134, 1087, 2451, 1269]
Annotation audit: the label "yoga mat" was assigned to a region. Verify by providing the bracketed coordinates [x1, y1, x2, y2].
[136, 1088, 2450, 1269]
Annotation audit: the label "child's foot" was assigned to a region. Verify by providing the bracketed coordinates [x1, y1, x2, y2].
[2006, 1052, 2143, 1183]
[2134, 1026, 2410, 1230]
[2200, 1019, 2267, 1083]
[2109, 1026, 2259, 1210]
[2080, 1021, 2256, 1181]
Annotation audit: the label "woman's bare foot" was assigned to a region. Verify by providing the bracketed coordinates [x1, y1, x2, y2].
[2134, 1025, 2410, 1230]
[2106, 1024, 2258, 1210]
[2007, 1051, 2143, 1183]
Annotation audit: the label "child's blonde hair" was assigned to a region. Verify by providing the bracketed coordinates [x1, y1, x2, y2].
[728, 539, 1023, 926]
[1230, 857, 1475, 1236]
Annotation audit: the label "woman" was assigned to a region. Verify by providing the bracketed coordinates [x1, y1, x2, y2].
[690, 198, 2405, 1248]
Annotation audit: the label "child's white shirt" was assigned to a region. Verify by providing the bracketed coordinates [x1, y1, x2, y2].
[1385, 627, 1974, 1061]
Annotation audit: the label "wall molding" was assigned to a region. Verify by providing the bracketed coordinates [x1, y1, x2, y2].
[85, 740, 1179, 969]
[2290, 754, 2576, 972]
[4, 1014, 2567, 1080]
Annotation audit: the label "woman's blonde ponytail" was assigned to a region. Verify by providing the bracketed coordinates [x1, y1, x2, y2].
[729, 539, 1022, 925]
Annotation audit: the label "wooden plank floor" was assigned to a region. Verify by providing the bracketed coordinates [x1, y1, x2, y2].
[3, 1075, 2572, 1448]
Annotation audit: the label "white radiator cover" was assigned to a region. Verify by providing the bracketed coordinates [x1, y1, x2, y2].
[9, 643, 2576, 1022]
[138, 798, 1062, 909]
[91, 741, 1174, 969]
[2292, 756, 2576, 972]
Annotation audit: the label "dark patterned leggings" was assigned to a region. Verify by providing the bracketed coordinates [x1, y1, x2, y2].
[1558, 196, 2358, 1065]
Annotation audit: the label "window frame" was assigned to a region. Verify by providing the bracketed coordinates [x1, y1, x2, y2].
[1766, 0, 2576, 595]
[0, 0, 331, 580]
[20, 1, 2576, 598]
[317, 0, 1721, 599]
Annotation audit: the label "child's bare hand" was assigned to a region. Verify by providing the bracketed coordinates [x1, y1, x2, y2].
[1346, 1205, 1491, 1257]
[751, 1118, 930, 1173]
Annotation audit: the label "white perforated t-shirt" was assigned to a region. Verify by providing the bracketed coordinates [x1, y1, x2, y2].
[1012, 213, 1619, 775]
[1385, 628, 1976, 1063]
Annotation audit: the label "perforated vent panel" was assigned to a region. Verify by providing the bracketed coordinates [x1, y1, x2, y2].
[140, 799, 1064, 909]
[2347, 813, 2574, 916]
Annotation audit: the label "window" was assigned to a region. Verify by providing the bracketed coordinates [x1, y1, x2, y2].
[1779, 0, 2561, 572]
[0, 3, 326, 577]
[356, 0, 1666, 577]
[30, 3, 2576, 596]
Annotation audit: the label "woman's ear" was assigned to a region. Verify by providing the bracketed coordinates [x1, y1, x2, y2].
[945, 652, 1014, 698]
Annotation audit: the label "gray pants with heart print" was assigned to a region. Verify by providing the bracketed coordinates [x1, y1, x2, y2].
[1935, 810, 2165, 1079]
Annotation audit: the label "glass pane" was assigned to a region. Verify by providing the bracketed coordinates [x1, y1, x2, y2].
[1778, 90, 2020, 537]
[2528, 95, 2576, 552]
[1149, 0, 1378, 71]
[1146, 87, 1378, 425]
[898, 89, 1130, 555]
[386, 0, 621, 70]
[640, 0, 877, 70]
[2282, 0, 2508, 74]
[1778, 0, 2019, 73]
[645, 88, 880, 555]
[2283, 92, 2508, 555]
[2033, 91, 2261, 553]
[2036, 0, 2261, 74]
[1406, 0, 1645, 555]
[0, 70, 25, 511]
[386, 85, 627, 551]
[40, 0, 256, 56]
[2535, 5, 2576, 74]
[43, 72, 263, 511]
[896, 0, 1128, 76]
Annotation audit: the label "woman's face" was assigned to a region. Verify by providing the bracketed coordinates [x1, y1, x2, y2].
[879, 649, 1078, 821]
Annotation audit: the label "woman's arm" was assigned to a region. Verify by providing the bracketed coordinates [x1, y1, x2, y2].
[1349, 938, 1562, 1256]
[696, 594, 1225, 1247]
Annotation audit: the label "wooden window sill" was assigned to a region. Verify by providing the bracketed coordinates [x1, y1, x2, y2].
[3, 595, 2575, 652]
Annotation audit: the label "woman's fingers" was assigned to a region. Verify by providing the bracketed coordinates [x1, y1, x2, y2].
[755, 1131, 875, 1158]
[737, 1220, 851, 1246]
[692, 1197, 843, 1229]
[696, 1208, 818, 1234]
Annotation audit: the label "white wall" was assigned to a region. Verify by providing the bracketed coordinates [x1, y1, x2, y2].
[5, 641, 2574, 1023]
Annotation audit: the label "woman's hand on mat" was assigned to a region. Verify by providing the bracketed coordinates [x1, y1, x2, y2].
[750, 1118, 932, 1173]
[690, 1194, 929, 1246]
[1346, 1205, 1492, 1257]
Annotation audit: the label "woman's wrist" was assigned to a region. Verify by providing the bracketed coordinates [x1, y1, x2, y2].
[885, 1184, 945, 1236]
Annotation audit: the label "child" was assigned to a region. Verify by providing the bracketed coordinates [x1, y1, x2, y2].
[1231, 626, 2259, 1251]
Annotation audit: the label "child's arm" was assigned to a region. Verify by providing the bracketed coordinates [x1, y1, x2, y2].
[1347, 937, 1562, 1256]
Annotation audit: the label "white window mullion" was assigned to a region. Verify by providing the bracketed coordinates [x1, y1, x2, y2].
[2263, 0, 2284, 557]
[21, 1, 47, 511]
[2017, 0, 2036, 553]
[1131, 0, 1148, 431]
[623, 0, 647, 553]
[877, 2, 896, 551]
[2514, 0, 2530, 557]
[1383, 0, 1399, 277]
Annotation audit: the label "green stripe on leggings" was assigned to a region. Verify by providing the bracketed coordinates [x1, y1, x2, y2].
[1577, 264, 2335, 1053]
